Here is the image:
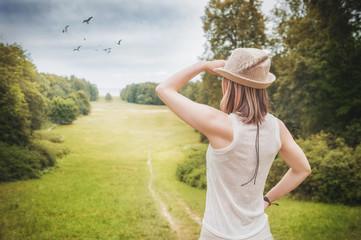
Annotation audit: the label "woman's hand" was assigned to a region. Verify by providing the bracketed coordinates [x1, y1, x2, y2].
[203, 60, 226, 75]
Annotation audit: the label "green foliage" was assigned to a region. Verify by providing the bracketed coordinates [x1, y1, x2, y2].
[0, 43, 95, 182]
[198, 0, 267, 108]
[0, 136, 69, 182]
[120, 82, 163, 105]
[0, 140, 60, 182]
[176, 144, 208, 189]
[33, 130, 64, 143]
[35, 73, 98, 103]
[105, 92, 113, 101]
[121, 81, 202, 105]
[68, 90, 91, 115]
[69, 75, 99, 101]
[0, 43, 32, 145]
[177, 132, 361, 205]
[266, 132, 361, 205]
[88, 83, 99, 101]
[269, 0, 361, 146]
[0, 142, 43, 181]
[202, 0, 267, 59]
[197, 72, 222, 109]
[50, 97, 79, 125]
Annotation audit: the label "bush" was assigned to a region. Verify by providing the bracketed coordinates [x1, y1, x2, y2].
[50, 96, 79, 125]
[105, 93, 112, 101]
[266, 132, 361, 205]
[33, 130, 64, 143]
[30, 138, 69, 158]
[177, 132, 361, 205]
[176, 144, 208, 189]
[0, 142, 46, 181]
[0, 135, 70, 182]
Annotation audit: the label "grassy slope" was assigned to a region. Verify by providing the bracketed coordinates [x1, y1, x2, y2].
[0, 99, 360, 240]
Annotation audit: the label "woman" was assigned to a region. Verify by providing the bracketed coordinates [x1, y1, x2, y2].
[156, 48, 311, 240]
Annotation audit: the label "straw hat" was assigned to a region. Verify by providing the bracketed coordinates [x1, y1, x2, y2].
[213, 48, 276, 89]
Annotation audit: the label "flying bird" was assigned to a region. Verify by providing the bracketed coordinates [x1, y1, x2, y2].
[83, 16, 93, 24]
[62, 25, 70, 33]
[117, 39, 122, 45]
[73, 46, 81, 51]
[103, 48, 112, 54]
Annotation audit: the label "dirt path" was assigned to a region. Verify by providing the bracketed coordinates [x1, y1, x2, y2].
[147, 151, 203, 239]
[147, 152, 180, 237]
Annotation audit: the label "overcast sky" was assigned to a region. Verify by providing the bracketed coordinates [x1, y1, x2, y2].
[0, 0, 277, 96]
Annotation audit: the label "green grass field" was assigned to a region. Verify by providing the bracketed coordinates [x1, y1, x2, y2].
[0, 99, 360, 240]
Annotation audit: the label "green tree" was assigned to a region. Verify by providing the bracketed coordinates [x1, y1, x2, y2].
[0, 43, 31, 145]
[18, 65, 48, 130]
[199, 0, 267, 108]
[50, 97, 79, 125]
[88, 83, 99, 101]
[120, 82, 164, 105]
[68, 90, 91, 115]
[179, 81, 201, 101]
[105, 93, 112, 102]
[269, 0, 361, 146]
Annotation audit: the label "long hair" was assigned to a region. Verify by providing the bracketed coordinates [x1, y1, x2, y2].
[220, 77, 270, 124]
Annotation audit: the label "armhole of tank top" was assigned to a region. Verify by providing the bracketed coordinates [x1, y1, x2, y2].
[275, 117, 282, 151]
[209, 113, 239, 154]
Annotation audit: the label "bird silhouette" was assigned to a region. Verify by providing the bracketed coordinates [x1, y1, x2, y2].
[62, 25, 70, 33]
[117, 39, 122, 45]
[73, 46, 81, 51]
[103, 48, 112, 54]
[82, 16, 93, 24]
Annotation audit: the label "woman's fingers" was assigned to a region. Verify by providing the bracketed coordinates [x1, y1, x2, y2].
[205, 60, 226, 75]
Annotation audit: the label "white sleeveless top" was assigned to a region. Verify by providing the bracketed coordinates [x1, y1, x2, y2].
[202, 113, 281, 239]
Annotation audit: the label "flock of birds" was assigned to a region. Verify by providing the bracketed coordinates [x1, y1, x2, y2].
[62, 16, 122, 54]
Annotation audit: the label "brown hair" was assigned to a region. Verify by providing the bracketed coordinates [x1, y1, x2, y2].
[220, 77, 270, 124]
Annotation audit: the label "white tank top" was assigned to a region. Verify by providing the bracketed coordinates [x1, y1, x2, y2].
[203, 113, 281, 239]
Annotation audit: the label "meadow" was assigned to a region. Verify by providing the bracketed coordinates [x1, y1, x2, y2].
[0, 99, 360, 240]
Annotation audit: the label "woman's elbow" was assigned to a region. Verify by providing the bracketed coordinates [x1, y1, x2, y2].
[303, 163, 312, 177]
[155, 84, 164, 97]
[305, 167, 311, 177]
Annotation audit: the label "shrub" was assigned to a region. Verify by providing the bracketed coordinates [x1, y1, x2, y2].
[50, 96, 79, 125]
[177, 132, 361, 205]
[0, 136, 70, 182]
[33, 130, 64, 143]
[105, 93, 112, 101]
[266, 132, 361, 205]
[176, 144, 208, 189]
[0, 142, 44, 181]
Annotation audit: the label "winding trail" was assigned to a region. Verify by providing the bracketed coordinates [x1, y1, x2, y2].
[147, 152, 180, 236]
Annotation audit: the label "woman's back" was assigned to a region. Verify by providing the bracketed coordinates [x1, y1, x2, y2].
[203, 113, 281, 238]
[156, 47, 311, 240]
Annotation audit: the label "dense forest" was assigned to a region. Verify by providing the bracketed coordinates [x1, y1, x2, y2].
[176, 0, 361, 205]
[0, 43, 99, 181]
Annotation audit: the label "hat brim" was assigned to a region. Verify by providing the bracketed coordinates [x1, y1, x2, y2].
[213, 67, 276, 89]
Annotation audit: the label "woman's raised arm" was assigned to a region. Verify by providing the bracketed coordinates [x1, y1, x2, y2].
[155, 61, 233, 149]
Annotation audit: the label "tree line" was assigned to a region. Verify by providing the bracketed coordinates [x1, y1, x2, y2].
[120, 81, 201, 105]
[176, 0, 361, 205]
[0, 43, 99, 181]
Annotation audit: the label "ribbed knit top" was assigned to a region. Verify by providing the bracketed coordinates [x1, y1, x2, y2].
[202, 113, 281, 239]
